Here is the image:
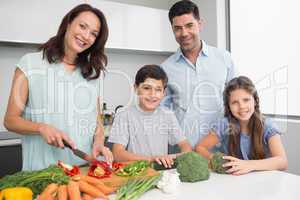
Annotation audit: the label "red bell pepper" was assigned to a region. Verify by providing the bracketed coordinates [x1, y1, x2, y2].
[87, 160, 126, 179]
[88, 160, 112, 179]
[57, 160, 80, 176]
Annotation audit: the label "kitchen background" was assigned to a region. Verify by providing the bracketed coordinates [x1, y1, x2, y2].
[0, 0, 299, 176]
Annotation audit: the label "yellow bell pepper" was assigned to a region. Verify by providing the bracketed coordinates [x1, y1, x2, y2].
[0, 187, 33, 200]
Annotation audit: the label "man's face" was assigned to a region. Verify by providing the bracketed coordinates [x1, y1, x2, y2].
[171, 13, 203, 53]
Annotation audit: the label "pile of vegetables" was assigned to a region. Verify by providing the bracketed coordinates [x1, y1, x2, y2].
[0, 165, 69, 198]
[175, 152, 210, 182]
[115, 160, 150, 177]
[116, 175, 161, 200]
[211, 152, 228, 174]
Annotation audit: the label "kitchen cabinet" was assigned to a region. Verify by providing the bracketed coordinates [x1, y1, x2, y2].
[0, 0, 177, 53]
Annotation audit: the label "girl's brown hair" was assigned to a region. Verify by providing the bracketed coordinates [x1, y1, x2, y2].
[223, 76, 265, 159]
[39, 4, 108, 80]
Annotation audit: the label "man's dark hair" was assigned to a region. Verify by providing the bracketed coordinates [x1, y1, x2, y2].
[168, 0, 200, 24]
[135, 65, 168, 88]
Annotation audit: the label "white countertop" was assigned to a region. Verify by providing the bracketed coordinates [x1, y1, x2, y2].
[111, 170, 300, 200]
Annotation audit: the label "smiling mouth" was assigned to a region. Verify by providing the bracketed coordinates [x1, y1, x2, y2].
[238, 111, 249, 116]
[145, 99, 158, 104]
[75, 38, 87, 48]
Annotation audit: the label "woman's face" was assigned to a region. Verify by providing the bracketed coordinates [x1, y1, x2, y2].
[229, 88, 255, 123]
[64, 11, 100, 55]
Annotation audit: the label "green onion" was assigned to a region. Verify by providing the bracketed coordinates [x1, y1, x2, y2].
[116, 175, 161, 200]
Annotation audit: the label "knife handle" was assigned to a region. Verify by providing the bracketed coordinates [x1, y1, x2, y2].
[63, 140, 72, 149]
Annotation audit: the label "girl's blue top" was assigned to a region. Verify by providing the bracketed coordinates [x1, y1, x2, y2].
[211, 117, 281, 159]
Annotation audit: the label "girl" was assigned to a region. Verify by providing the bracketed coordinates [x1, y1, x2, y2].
[195, 76, 288, 175]
[4, 4, 113, 170]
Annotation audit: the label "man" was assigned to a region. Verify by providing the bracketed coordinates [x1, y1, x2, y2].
[161, 0, 235, 148]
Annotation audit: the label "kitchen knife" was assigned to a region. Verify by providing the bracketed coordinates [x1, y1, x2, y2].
[63, 140, 94, 162]
[63, 140, 113, 171]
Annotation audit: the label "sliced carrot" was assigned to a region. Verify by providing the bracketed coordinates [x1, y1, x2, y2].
[78, 180, 108, 199]
[80, 175, 116, 194]
[39, 183, 58, 200]
[68, 180, 81, 200]
[82, 193, 93, 200]
[57, 185, 68, 200]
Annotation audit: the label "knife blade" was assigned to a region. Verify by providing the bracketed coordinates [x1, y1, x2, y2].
[63, 140, 113, 171]
[63, 140, 94, 162]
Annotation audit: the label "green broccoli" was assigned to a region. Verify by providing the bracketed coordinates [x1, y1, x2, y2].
[211, 152, 228, 174]
[175, 152, 210, 182]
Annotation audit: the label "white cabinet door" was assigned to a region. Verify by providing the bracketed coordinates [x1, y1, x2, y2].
[0, 0, 177, 52]
[0, 0, 82, 44]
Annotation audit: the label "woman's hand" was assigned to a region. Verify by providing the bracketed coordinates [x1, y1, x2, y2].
[38, 123, 75, 149]
[151, 154, 176, 168]
[92, 140, 113, 165]
[223, 156, 254, 175]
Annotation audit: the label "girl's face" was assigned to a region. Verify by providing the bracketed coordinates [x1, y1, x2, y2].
[64, 11, 100, 56]
[229, 88, 255, 123]
[135, 78, 165, 112]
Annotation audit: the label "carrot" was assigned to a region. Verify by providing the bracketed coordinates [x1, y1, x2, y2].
[78, 175, 103, 185]
[82, 193, 93, 200]
[57, 185, 68, 200]
[68, 180, 81, 200]
[78, 180, 108, 199]
[39, 183, 58, 200]
[80, 175, 116, 194]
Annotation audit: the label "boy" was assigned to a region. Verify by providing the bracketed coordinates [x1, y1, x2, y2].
[108, 65, 192, 168]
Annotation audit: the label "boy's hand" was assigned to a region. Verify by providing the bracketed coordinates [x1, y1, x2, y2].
[152, 155, 176, 168]
[222, 156, 254, 175]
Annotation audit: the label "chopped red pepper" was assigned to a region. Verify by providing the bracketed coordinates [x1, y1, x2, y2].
[112, 162, 125, 171]
[88, 160, 112, 179]
[57, 160, 80, 177]
[87, 160, 126, 179]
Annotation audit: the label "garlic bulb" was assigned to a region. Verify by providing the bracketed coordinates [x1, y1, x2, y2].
[157, 170, 181, 194]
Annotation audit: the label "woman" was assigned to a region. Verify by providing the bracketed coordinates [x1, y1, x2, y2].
[4, 4, 113, 170]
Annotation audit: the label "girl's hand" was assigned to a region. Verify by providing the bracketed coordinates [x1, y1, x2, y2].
[38, 123, 75, 149]
[92, 141, 113, 165]
[223, 156, 254, 175]
[152, 155, 176, 168]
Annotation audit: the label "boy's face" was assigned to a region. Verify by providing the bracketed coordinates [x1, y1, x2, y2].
[135, 78, 165, 112]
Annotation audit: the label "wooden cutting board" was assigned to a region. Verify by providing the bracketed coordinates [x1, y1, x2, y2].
[80, 164, 159, 188]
